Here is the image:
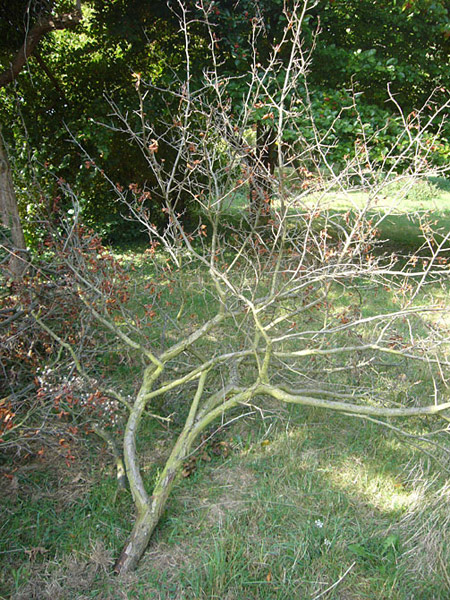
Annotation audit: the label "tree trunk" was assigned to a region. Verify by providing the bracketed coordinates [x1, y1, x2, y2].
[0, 130, 27, 277]
[249, 122, 276, 220]
[114, 453, 184, 574]
[114, 508, 161, 574]
[114, 382, 245, 574]
[0, 10, 83, 88]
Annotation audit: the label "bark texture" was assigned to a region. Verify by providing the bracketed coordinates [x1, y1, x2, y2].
[114, 458, 183, 574]
[0, 132, 27, 277]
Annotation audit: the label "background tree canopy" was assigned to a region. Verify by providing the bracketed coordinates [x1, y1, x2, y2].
[0, 0, 449, 241]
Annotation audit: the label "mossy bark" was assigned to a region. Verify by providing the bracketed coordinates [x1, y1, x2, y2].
[114, 385, 251, 575]
[114, 444, 186, 574]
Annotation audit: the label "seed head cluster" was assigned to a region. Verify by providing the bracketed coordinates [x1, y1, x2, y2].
[36, 366, 123, 428]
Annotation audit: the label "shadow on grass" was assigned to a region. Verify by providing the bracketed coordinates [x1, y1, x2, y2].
[428, 176, 450, 193]
[159, 409, 449, 600]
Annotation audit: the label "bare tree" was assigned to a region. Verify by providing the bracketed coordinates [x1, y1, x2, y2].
[27, 0, 450, 575]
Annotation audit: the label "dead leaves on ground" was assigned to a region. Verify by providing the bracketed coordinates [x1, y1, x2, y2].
[182, 438, 231, 478]
[24, 546, 49, 561]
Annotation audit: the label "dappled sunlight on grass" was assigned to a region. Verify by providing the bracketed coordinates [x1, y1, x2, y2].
[157, 409, 449, 599]
[259, 174, 450, 252]
[324, 452, 420, 514]
[3, 389, 448, 599]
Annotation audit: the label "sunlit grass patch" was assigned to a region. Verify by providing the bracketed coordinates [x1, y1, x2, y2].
[230, 174, 450, 252]
[325, 452, 419, 514]
[157, 410, 449, 599]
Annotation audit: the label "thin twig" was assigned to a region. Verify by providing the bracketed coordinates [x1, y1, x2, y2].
[311, 562, 356, 600]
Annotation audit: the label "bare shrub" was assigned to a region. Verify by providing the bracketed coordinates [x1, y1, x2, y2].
[14, 0, 450, 574]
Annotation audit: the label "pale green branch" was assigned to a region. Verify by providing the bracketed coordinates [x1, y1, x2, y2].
[77, 293, 163, 368]
[32, 311, 132, 411]
[259, 384, 450, 417]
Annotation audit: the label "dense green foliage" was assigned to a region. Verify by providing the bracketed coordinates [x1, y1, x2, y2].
[0, 0, 449, 242]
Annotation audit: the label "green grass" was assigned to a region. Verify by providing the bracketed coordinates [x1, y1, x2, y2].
[136, 412, 449, 599]
[228, 174, 450, 252]
[2, 409, 447, 599]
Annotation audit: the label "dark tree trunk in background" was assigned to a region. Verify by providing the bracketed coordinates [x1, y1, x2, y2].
[0, 131, 27, 277]
[249, 122, 276, 219]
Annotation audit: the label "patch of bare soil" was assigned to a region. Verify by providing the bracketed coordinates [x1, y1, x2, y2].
[0, 436, 107, 504]
[181, 463, 258, 527]
[143, 539, 194, 577]
[11, 542, 113, 600]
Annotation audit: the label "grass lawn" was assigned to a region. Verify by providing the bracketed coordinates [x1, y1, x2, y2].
[308, 176, 450, 251]
[227, 174, 450, 251]
[1, 176, 449, 599]
[2, 408, 448, 599]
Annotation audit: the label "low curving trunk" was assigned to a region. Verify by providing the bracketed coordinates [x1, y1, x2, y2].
[114, 445, 186, 574]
